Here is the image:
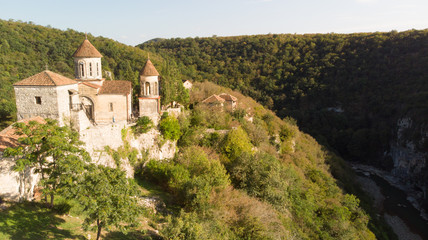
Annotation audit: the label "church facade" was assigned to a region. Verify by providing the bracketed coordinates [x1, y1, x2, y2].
[13, 38, 161, 130]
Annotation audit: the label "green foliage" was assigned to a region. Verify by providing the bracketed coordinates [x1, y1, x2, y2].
[73, 164, 142, 240]
[132, 116, 154, 135]
[221, 126, 253, 161]
[279, 124, 296, 142]
[161, 211, 207, 240]
[145, 146, 229, 210]
[3, 118, 89, 208]
[228, 152, 290, 208]
[140, 30, 428, 167]
[105, 128, 140, 167]
[159, 113, 181, 141]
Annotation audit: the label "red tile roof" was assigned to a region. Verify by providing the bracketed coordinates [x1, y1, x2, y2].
[72, 39, 103, 58]
[140, 59, 159, 76]
[80, 82, 102, 89]
[219, 93, 238, 102]
[14, 70, 77, 86]
[99, 80, 132, 95]
[202, 94, 225, 103]
[0, 116, 46, 152]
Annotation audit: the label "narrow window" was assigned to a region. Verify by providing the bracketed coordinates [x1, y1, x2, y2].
[35, 96, 42, 105]
[109, 102, 113, 112]
[89, 63, 92, 76]
[79, 62, 85, 77]
[97, 62, 99, 76]
[146, 82, 150, 95]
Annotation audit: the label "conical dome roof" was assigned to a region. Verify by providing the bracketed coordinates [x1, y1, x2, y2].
[72, 39, 103, 58]
[140, 59, 159, 76]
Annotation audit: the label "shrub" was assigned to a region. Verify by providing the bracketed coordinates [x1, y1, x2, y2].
[159, 114, 181, 141]
[132, 116, 154, 135]
[279, 124, 296, 142]
[221, 127, 253, 161]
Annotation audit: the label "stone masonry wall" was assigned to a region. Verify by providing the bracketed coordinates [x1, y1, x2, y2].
[0, 155, 39, 201]
[96, 94, 130, 123]
[56, 84, 78, 125]
[139, 98, 159, 116]
[14, 86, 59, 121]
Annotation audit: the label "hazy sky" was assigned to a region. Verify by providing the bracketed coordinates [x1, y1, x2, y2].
[0, 0, 426, 46]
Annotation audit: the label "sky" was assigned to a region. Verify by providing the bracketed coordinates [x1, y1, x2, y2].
[0, 0, 426, 46]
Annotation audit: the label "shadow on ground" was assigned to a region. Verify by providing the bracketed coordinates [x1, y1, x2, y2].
[104, 229, 162, 240]
[0, 201, 85, 240]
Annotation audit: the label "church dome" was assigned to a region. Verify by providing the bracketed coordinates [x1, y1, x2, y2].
[72, 39, 103, 58]
[140, 59, 159, 76]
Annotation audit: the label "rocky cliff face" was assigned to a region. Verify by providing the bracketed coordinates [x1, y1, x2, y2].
[80, 121, 176, 178]
[386, 117, 428, 201]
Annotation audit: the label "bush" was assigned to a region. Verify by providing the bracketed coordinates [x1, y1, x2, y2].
[279, 124, 296, 142]
[221, 127, 253, 161]
[159, 113, 181, 141]
[161, 211, 208, 240]
[132, 116, 154, 135]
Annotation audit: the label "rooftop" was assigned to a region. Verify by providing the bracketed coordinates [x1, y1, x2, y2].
[72, 39, 103, 58]
[202, 94, 226, 103]
[0, 116, 45, 152]
[14, 70, 77, 86]
[219, 93, 238, 102]
[140, 59, 159, 76]
[99, 80, 132, 95]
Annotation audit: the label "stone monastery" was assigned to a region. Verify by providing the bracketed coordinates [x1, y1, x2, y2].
[0, 38, 179, 201]
[13, 37, 161, 131]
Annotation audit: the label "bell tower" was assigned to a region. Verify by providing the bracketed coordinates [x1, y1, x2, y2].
[72, 36, 103, 82]
[139, 58, 160, 116]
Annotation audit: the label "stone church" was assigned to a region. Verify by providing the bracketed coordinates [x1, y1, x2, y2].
[12, 38, 161, 130]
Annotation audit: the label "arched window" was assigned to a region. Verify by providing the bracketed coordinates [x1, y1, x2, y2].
[79, 62, 85, 77]
[97, 62, 99, 76]
[154, 82, 158, 95]
[89, 63, 92, 76]
[145, 82, 150, 95]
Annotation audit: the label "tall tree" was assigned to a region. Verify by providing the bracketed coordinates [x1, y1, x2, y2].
[73, 164, 142, 240]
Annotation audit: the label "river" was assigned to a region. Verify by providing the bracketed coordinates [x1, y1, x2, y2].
[353, 166, 428, 239]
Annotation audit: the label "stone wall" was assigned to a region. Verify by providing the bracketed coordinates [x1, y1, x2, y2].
[14, 86, 59, 121]
[139, 98, 159, 116]
[0, 155, 39, 201]
[96, 94, 130, 123]
[56, 84, 78, 125]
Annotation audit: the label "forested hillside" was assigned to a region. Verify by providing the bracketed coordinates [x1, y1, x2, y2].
[139, 30, 428, 175]
[0, 19, 187, 129]
[0, 19, 397, 239]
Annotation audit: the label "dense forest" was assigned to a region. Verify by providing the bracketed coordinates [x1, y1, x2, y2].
[139, 31, 428, 168]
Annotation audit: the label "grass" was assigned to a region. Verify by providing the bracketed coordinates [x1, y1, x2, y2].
[0, 179, 168, 240]
[0, 201, 85, 240]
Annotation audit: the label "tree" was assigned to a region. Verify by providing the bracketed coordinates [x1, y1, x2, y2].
[221, 126, 253, 161]
[73, 164, 141, 240]
[132, 116, 153, 135]
[159, 113, 181, 141]
[4, 118, 89, 207]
